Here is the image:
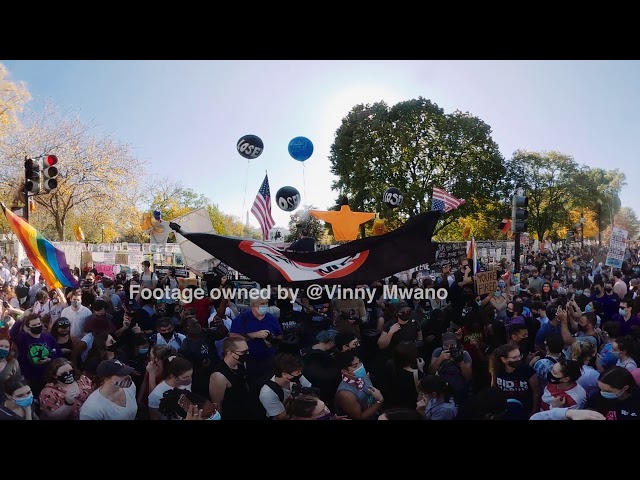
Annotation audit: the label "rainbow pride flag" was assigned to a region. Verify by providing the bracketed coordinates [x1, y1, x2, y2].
[1, 203, 79, 289]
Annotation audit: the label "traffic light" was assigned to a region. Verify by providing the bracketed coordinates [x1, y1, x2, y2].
[511, 192, 528, 233]
[42, 155, 59, 192]
[25, 158, 41, 194]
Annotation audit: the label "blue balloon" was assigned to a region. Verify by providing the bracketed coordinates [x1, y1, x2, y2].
[288, 137, 314, 162]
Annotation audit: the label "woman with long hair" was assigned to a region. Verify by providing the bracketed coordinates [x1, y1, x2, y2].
[82, 333, 127, 379]
[0, 333, 20, 393]
[378, 341, 424, 410]
[570, 341, 600, 397]
[39, 358, 93, 420]
[137, 344, 176, 418]
[148, 356, 193, 420]
[584, 367, 640, 420]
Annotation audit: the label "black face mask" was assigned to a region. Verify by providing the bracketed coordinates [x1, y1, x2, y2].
[30, 325, 43, 335]
[288, 373, 303, 383]
[605, 288, 613, 294]
[577, 323, 588, 332]
[107, 343, 118, 352]
[398, 311, 411, 321]
[57, 371, 75, 384]
[547, 372, 562, 384]
[234, 352, 248, 363]
[161, 331, 174, 339]
[507, 360, 520, 368]
[506, 311, 514, 318]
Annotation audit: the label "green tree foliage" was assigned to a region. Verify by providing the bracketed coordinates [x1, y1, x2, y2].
[506, 151, 625, 240]
[613, 207, 640, 240]
[329, 97, 509, 236]
[285, 206, 328, 242]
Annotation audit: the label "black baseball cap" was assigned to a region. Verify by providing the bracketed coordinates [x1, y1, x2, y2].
[96, 359, 134, 378]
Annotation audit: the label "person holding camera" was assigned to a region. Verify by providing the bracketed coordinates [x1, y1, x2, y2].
[428, 332, 472, 404]
[258, 353, 314, 420]
[534, 304, 563, 352]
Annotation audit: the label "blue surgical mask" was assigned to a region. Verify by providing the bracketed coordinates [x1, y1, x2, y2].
[619, 308, 626, 316]
[13, 394, 34, 408]
[353, 364, 367, 378]
[600, 390, 623, 400]
[494, 291, 501, 297]
[585, 304, 592, 313]
[138, 348, 149, 355]
[576, 290, 583, 296]
[258, 306, 269, 315]
[0, 348, 10, 360]
[207, 411, 222, 420]
[477, 300, 482, 306]
[498, 281, 506, 288]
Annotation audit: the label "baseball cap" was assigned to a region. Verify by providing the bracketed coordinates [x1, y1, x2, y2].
[442, 332, 457, 346]
[96, 359, 134, 378]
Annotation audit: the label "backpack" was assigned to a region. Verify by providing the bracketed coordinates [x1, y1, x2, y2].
[263, 380, 285, 403]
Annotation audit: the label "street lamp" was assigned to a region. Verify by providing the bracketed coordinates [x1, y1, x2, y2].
[101, 224, 105, 243]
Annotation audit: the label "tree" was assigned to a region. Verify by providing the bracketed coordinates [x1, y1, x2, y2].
[285, 206, 329, 242]
[149, 178, 210, 221]
[0, 64, 31, 139]
[329, 97, 509, 237]
[206, 203, 262, 239]
[612, 207, 640, 240]
[0, 103, 144, 240]
[573, 167, 625, 231]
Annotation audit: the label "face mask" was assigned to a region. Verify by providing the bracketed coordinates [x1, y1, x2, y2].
[494, 291, 501, 297]
[611, 351, 621, 358]
[601, 390, 624, 400]
[107, 343, 118, 352]
[234, 352, 248, 363]
[288, 373, 303, 383]
[398, 311, 411, 321]
[507, 360, 520, 368]
[0, 348, 9, 360]
[547, 372, 562, 384]
[576, 290, 583, 296]
[114, 376, 133, 388]
[57, 371, 75, 384]
[477, 301, 482, 306]
[71, 300, 80, 308]
[498, 281, 506, 288]
[353, 364, 367, 378]
[258, 306, 269, 315]
[175, 378, 192, 387]
[52, 298, 59, 304]
[316, 410, 333, 420]
[506, 311, 514, 318]
[138, 348, 149, 355]
[619, 308, 627, 316]
[207, 411, 222, 420]
[585, 304, 592, 313]
[13, 394, 34, 408]
[605, 288, 613, 294]
[161, 331, 174, 339]
[29, 325, 43, 335]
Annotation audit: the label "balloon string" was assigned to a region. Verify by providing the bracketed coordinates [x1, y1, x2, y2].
[242, 160, 250, 233]
[302, 162, 307, 206]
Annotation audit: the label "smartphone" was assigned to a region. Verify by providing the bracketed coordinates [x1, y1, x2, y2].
[178, 393, 194, 412]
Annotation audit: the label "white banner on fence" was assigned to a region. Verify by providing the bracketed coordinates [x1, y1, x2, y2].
[605, 227, 628, 269]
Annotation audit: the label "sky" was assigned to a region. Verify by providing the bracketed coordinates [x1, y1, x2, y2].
[2, 60, 639, 232]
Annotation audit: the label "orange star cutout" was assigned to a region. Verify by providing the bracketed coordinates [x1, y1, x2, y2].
[310, 205, 376, 241]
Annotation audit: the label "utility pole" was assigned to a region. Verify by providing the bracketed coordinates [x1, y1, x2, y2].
[580, 212, 585, 249]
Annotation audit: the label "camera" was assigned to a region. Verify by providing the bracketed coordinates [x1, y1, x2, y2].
[291, 382, 321, 398]
[449, 348, 464, 363]
[265, 332, 282, 346]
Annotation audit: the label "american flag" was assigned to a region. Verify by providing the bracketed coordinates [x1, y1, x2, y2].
[251, 174, 275, 240]
[431, 187, 466, 212]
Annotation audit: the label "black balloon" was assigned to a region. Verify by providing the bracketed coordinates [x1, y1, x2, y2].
[383, 187, 403, 209]
[276, 186, 301, 212]
[236, 135, 264, 159]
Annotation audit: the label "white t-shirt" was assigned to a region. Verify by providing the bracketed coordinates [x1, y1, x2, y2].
[140, 271, 157, 288]
[258, 376, 312, 418]
[577, 365, 600, 398]
[148, 381, 191, 410]
[49, 303, 65, 323]
[617, 357, 638, 372]
[79, 384, 138, 420]
[61, 305, 93, 338]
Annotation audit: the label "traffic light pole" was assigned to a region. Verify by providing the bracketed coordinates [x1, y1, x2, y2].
[24, 172, 30, 223]
[514, 231, 521, 272]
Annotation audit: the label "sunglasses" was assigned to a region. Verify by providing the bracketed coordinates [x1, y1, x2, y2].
[58, 321, 71, 326]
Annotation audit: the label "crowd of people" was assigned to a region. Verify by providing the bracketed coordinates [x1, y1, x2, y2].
[1, 244, 640, 421]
